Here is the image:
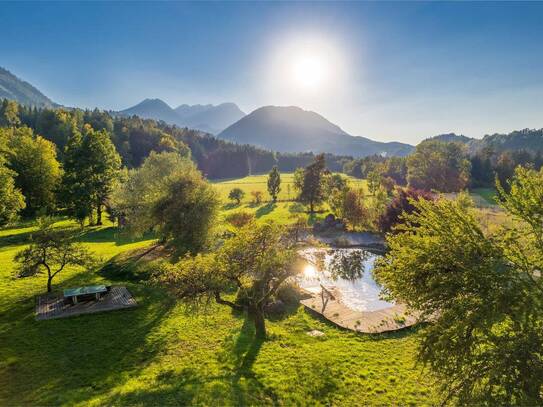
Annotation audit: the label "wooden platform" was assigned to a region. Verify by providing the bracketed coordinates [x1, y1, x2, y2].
[36, 286, 137, 321]
[301, 290, 419, 334]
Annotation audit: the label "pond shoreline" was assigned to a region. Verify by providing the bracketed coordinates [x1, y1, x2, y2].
[308, 231, 387, 252]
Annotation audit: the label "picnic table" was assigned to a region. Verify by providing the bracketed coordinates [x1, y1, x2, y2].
[63, 285, 107, 304]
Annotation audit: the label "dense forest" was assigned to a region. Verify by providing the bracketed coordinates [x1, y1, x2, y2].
[343, 136, 543, 190]
[0, 99, 350, 179]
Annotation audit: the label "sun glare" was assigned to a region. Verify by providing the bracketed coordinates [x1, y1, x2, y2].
[303, 264, 318, 279]
[291, 54, 327, 90]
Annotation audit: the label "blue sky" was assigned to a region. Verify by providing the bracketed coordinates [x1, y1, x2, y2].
[2, 1, 543, 144]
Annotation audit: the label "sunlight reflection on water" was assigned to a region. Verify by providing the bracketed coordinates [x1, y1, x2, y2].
[298, 248, 394, 312]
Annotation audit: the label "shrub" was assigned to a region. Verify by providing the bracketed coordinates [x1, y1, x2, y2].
[225, 211, 255, 228]
[250, 190, 263, 204]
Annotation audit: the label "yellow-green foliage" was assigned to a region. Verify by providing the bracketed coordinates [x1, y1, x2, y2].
[0, 219, 436, 405]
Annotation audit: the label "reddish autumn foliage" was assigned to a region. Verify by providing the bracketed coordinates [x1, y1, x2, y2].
[378, 188, 434, 233]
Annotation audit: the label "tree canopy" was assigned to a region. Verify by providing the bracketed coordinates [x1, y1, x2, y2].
[374, 168, 543, 405]
[111, 151, 219, 256]
[15, 218, 94, 292]
[5, 127, 61, 215]
[299, 154, 327, 213]
[407, 140, 470, 192]
[156, 221, 301, 338]
[62, 126, 121, 224]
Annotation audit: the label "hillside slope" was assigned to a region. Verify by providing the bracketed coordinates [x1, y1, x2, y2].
[0, 67, 57, 107]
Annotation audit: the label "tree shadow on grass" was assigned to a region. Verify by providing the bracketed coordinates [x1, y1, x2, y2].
[219, 316, 279, 406]
[75, 226, 156, 246]
[91, 312, 280, 406]
[288, 202, 305, 214]
[221, 202, 239, 211]
[0, 230, 35, 247]
[255, 203, 276, 218]
[0, 271, 176, 406]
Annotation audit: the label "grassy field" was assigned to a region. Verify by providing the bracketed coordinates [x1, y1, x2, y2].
[213, 173, 368, 204]
[0, 219, 436, 406]
[470, 188, 498, 206]
[214, 173, 368, 225]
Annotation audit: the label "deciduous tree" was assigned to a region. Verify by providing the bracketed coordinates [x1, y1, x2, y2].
[378, 188, 434, 233]
[7, 127, 61, 215]
[0, 160, 25, 225]
[228, 187, 245, 205]
[111, 151, 219, 257]
[15, 219, 94, 292]
[156, 221, 300, 338]
[374, 170, 543, 405]
[407, 140, 470, 192]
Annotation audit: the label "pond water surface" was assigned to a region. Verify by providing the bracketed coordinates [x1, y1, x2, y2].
[298, 248, 394, 312]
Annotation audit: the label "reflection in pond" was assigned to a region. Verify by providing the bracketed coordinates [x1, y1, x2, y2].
[299, 248, 394, 312]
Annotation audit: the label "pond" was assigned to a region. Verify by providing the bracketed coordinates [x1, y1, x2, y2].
[298, 248, 394, 312]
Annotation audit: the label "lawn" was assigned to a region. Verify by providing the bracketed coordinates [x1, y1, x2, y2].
[214, 173, 368, 225]
[0, 219, 436, 406]
[471, 188, 498, 206]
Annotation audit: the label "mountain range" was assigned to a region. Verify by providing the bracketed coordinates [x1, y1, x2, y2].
[2, 65, 542, 158]
[119, 99, 245, 134]
[0, 67, 57, 108]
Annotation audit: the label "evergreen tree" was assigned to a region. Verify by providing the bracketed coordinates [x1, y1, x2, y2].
[267, 166, 281, 202]
[61, 126, 121, 224]
[300, 154, 326, 213]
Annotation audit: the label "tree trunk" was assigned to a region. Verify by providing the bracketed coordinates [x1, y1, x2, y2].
[47, 275, 52, 293]
[309, 200, 314, 214]
[96, 202, 103, 225]
[249, 304, 266, 339]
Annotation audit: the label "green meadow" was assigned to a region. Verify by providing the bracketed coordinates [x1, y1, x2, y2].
[214, 173, 368, 225]
[0, 216, 436, 406]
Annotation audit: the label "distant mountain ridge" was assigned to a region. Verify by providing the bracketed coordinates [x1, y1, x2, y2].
[426, 129, 543, 154]
[119, 99, 245, 134]
[0, 66, 57, 107]
[218, 105, 414, 157]
[2, 66, 542, 159]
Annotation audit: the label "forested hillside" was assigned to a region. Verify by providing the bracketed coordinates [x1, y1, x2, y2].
[1, 100, 350, 179]
[428, 129, 543, 155]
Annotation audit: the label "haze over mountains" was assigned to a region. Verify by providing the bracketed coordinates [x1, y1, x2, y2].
[2, 65, 543, 158]
[218, 106, 414, 157]
[119, 98, 245, 134]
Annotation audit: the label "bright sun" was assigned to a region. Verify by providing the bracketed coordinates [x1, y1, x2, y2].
[303, 264, 318, 279]
[291, 54, 327, 90]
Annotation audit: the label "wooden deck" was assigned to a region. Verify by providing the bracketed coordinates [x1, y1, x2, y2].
[301, 290, 419, 334]
[36, 286, 137, 321]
